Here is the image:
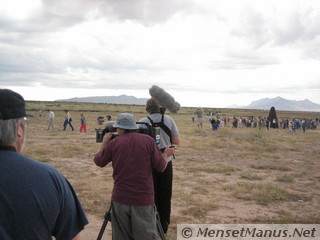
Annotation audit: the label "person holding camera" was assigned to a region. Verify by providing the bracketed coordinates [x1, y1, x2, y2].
[94, 113, 175, 240]
[139, 98, 181, 234]
[0, 89, 88, 240]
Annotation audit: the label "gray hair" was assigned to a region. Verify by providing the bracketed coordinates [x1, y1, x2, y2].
[0, 118, 26, 147]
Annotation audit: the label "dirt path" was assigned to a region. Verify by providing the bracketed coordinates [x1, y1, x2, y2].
[81, 214, 112, 240]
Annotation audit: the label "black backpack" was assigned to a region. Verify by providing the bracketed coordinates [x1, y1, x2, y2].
[147, 115, 172, 144]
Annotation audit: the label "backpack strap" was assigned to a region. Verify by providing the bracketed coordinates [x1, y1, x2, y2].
[147, 115, 172, 144]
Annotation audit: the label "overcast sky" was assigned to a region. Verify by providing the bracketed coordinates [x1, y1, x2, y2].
[1, 0, 320, 108]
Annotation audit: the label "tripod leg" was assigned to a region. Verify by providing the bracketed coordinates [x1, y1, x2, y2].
[97, 206, 112, 240]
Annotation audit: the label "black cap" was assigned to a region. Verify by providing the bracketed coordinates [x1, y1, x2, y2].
[0, 89, 33, 120]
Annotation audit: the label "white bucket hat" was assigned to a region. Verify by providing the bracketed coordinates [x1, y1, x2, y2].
[113, 113, 139, 130]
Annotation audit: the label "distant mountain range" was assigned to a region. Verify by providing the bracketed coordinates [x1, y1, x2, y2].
[229, 96, 320, 112]
[58, 95, 320, 112]
[58, 94, 148, 105]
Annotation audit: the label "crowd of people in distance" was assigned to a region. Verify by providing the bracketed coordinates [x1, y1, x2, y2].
[38, 109, 114, 134]
[204, 114, 319, 133]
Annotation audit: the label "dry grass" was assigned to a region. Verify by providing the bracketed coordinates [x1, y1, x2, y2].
[224, 182, 311, 205]
[23, 101, 320, 239]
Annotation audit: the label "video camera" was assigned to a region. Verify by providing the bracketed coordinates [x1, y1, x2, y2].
[95, 128, 118, 142]
[95, 122, 160, 144]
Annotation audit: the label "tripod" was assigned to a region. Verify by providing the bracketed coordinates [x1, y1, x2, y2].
[96, 205, 167, 240]
[96, 206, 112, 240]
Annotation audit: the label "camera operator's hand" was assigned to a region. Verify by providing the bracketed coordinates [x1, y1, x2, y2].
[163, 145, 176, 159]
[100, 132, 114, 151]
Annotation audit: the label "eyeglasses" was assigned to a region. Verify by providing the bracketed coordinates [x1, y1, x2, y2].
[20, 117, 28, 127]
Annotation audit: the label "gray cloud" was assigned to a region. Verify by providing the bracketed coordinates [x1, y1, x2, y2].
[230, 7, 271, 48]
[31, 0, 196, 28]
[209, 49, 279, 70]
[0, 0, 195, 79]
[0, 8, 83, 34]
[95, 0, 196, 25]
[1, 0, 189, 35]
[303, 40, 320, 60]
[0, 46, 61, 74]
[177, 82, 320, 96]
[273, 7, 320, 45]
[229, 4, 320, 50]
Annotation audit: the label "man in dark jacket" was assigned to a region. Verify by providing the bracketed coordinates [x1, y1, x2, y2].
[0, 89, 88, 240]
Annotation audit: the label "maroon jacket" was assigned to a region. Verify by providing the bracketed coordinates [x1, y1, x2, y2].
[94, 132, 166, 205]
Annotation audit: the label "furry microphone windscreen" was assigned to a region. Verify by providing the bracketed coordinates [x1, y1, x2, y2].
[149, 85, 181, 113]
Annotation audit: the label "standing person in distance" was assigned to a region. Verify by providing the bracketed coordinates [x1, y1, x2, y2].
[79, 112, 87, 133]
[194, 107, 204, 130]
[139, 98, 181, 234]
[38, 109, 42, 120]
[94, 113, 176, 240]
[63, 110, 74, 131]
[0, 89, 88, 240]
[47, 109, 55, 130]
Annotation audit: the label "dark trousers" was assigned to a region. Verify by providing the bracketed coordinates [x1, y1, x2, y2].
[63, 119, 74, 131]
[153, 160, 172, 234]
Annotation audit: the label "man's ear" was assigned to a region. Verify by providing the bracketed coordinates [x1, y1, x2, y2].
[16, 120, 26, 151]
[11, 120, 25, 153]
[17, 120, 24, 138]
